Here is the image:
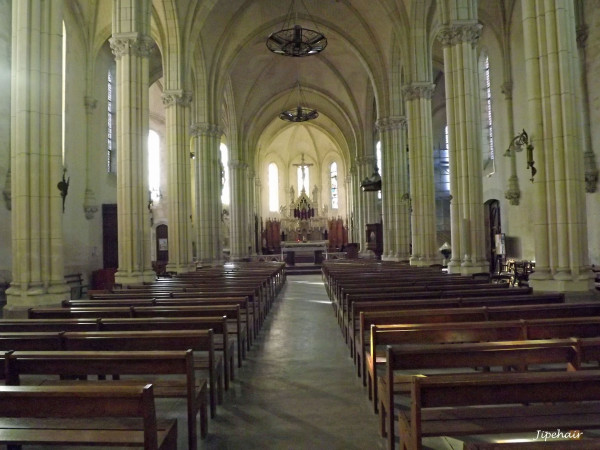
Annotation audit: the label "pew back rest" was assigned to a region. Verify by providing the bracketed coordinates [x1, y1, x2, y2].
[0, 384, 163, 449]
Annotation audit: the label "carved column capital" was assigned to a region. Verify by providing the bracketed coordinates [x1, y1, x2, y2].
[84, 96, 97, 114]
[437, 22, 482, 47]
[577, 25, 589, 49]
[162, 90, 193, 108]
[83, 188, 99, 220]
[229, 160, 248, 170]
[402, 83, 436, 101]
[190, 122, 223, 138]
[504, 175, 521, 205]
[376, 116, 407, 132]
[109, 33, 154, 59]
[501, 81, 513, 100]
[584, 150, 599, 193]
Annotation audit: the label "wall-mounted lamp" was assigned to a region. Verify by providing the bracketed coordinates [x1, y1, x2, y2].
[57, 167, 70, 213]
[505, 129, 536, 182]
[361, 167, 381, 192]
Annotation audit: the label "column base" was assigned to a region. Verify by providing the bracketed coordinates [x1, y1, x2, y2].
[410, 256, 443, 267]
[529, 277, 595, 293]
[165, 262, 196, 274]
[5, 283, 71, 317]
[114, 270, 157, 286]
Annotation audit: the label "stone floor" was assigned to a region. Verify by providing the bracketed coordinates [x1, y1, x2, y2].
[197, 274, 385, 449]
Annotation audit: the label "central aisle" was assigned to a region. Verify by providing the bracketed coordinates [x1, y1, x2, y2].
[201, 274, 384, 449]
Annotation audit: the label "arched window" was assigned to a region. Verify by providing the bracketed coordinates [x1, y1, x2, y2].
[268, 163, 279, 212]
[479, 52, 495, 170]
[330, 162, 338, 209]
[220, 143, 230, 205]
[107, 65, 116, 173]
[148, 130, 161, 202]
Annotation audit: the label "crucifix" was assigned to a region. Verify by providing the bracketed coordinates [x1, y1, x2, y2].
[293, 153, 313, 193]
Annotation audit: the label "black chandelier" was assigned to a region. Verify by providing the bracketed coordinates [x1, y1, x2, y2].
[266, 0, 327, 57]
[279, 81, 318, 122]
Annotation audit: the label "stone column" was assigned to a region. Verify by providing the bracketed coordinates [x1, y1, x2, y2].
[110, 0, 155, 285]
[345, 173, 356, 243]
[83, 97, 100, 219]
[356, 156, 378, 255]
[502, 82, 521, 205]
[6, 0, 70, 309]
[254, 176, 262, 254]
[229, 160, 248, 260]
[349, 165, 360, 246]
[191, 123, 222, 264]
[403, 83, 439, 266]
[438, 22, 489, 274]
[521, 0, 593, 291]
[163, 90, 194, 273]
[576, 25, 598, 193]
[377, 117, 410, 261]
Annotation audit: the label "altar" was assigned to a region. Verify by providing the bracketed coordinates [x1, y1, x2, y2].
[281, 240, 328, 265]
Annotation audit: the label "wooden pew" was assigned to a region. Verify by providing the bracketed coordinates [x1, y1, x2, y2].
[347, 292, 565, 360]
[340, 286, 533, 338]
[29, 304, 248, 367]
[378, 339, 582, 449]
[0, 314, 246, 371]
[366, 318, 600, 417]
[4, 349, 207, 449]
[65, 297, 256, 347]
[0, 319, 99, 333]
[0, 384, 177, 449]
[99, 316, 235, 389]
[61, 329, 223, 419]
[397, 370, 600, 450]
[355, 299, 590, 381]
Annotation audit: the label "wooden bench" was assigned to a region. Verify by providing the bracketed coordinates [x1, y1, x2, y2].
[397, 370, 600, 450]
[0, 384, 177, 449]
[4, 349, 207, 449]
[355, 299, 587, 381]
[60, 329, 223, 419]
[347, 292, 565, 360]
[379, 339, 583, 449]
[99, 316, 235, 388]
[1, 312, 245, 370]
[340, 286, 533, 339]
[71, 294, 258, 344]
[366, 317, 600, 417]
[29, 304, 248, 367]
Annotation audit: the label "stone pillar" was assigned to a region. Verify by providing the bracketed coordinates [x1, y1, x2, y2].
[521, 0, 593, 291]
[403, 83, 439, 266]
[254, 176, 262, 254]
[110, 0, 155, 285]
[229, 160, 248, 260]
[349, 165, 360, 245]
[377, 117, 410, 261]
[502, 81, 522, 206]
[438, 22, 489, 274]
[191, 123, 222, 264]
[356, 156, 378, 255]
[576, 25, 599, 193]
[163, 90, 194, 273]
[345, 173, 356, 243]
[6, 0, 70, 309]
[83, 97, 99, 219]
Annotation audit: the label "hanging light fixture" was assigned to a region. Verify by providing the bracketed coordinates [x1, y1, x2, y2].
[279, 81, 318, 122]
[266, 0, 327, 57]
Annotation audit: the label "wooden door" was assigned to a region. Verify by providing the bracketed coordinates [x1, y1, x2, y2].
[102, 204, 118, 269]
